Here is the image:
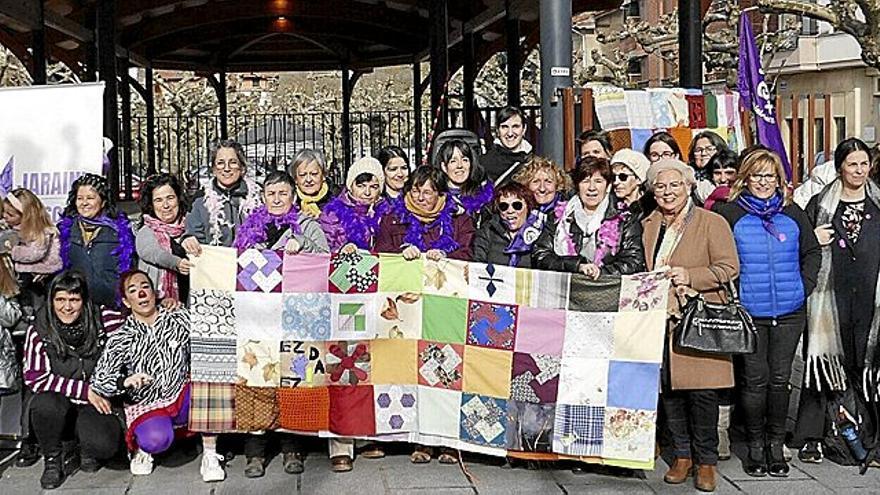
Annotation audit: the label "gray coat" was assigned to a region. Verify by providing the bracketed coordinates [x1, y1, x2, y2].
[185, 178, 261, 247]
[0, 296, 22, 395]
[254, 215, 330, 254]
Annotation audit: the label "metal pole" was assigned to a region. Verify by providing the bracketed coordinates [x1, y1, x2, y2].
[463, 32, 476, 132]
[341, 63, 352, 172]
[145, 65, 156, 176]
[413, 59, 423, 166]
[429, 0, 448, 133]
[119, 56, 133, 199]
[539, 0, 572, 165]
[32, 0, 46, 85]
[505, 4, 521, 108]
[678, 0, 702, 88]
[98, 0, 119, 194]
[218, 70, 228, 140]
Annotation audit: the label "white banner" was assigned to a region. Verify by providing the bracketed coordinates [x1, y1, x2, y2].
[0, 83, 104, 221]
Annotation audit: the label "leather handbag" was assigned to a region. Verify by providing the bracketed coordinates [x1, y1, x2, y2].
[675, 268, 756, 355]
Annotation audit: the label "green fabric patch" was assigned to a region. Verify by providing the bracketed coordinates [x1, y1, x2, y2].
[421, 294, 467, 344]
[339, 303, 366, 332]
[377, 254, 424, 293]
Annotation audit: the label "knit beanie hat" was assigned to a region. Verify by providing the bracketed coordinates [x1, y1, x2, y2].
[346, 157, 385, 191]
[610, 148, 651, 183]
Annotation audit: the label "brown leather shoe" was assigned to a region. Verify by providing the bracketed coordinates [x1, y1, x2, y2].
[663, 457, 693, 484]
[695, 464, 717, 492]
[330, 455, 353, 473]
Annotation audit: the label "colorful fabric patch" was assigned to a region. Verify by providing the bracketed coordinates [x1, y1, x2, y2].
[417, 341, 463, 390]
[514, 307, 566, 356]
[329, 251, 379, 294]
[460, 393, 508, 447]
[462, 346, 513, 398]
[282, 293, 331, 341]
[506, 401, 555, 452]
[372, 338, 418, 385]
[234, 292, 282, 341]
[237, 248, 283, 292]
[191, 245, 237, 291]
[619, 272, 668, 312]
[603, 407, 656, 461]
[558, 358, 609, 406]
[376, 292, 423, 339]
[607, 361, 660, 411]
[190, 289, 236, 338]
[417, 386, 461, 438]
[421, 295, 467, 344]
[510, 353, 560, 404]
[188, 382, 236, 432]
[422, 258, 469, 297]
[568, 275, 621, 312]
[329, 385, 376, 436]
[469, 263, 517, 304]
[563, 312, 615, 359]
[234, 384, 279, 431]
[374, 384, 418, 434]
[330, 294, 377, 340]
[191, 337, 236, 383]
[514, 268, 570, 310]
[277, 387, 330, 431]
[611, 310, 666, 363]
[324, 341, 371, 385]
[279, 341, 327, 388]
[553, 404, 604, 456]
[236, 339, 281, 387]
[378, 254, 424, 292]
[282, 253, 331, 293]
[466, 301, 517, 350]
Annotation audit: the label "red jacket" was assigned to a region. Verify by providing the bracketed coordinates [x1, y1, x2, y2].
[375, 212, 475, 260]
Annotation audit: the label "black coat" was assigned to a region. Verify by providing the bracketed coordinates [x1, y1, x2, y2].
[480, 144, 531, 185]
[66, 222, 133, 307]
[472, 215, 533, 268]
[532, 200, 646, 275]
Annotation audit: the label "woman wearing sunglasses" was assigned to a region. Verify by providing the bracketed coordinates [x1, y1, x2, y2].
[609, 148, 654, 221]
[533, 157, 645, 278]
[473, 182, 538, 267]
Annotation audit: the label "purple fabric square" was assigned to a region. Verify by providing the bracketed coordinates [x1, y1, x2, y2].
[514, 307, 566, 355]
[510, 352, 559, 404]
[237, 249, 283, 292]
[282, 253, 331, 293]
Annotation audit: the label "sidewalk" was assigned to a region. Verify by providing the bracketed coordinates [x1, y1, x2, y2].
[2, 443, 879, 495]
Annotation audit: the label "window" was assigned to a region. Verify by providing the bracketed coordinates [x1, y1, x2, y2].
[813, 117, 825, 162]
[627, 57, 644, 79]
[835, 116, 847, 146]
[625, 0, 641, 18]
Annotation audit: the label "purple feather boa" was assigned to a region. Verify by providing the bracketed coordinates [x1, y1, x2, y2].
[452, 181, 494, 215]
[58, 213, 135, 276]
[391, 195, 460, 253]
[234, 205, 302, 249]
[323, 195, 389, 250]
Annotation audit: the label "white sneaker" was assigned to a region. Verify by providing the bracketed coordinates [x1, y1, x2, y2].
[200, 451, 226, 482]
[130, 449, 153, 476]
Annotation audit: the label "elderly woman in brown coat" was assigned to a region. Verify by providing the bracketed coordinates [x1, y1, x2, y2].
[641, 159, 739, 493]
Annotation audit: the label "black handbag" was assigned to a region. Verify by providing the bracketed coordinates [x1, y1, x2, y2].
[675, 268, 756, 355]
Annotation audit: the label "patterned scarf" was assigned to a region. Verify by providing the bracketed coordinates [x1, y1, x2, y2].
[297, 183, 330, 218]
[143, 215, 186, 300]
[553, 194, 609, 259]
[654, 199, 695, 268]
[202, 178, 261, 246]
[737, 191, 786, 241]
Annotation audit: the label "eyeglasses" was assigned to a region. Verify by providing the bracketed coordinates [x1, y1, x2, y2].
[748, 173, 778, 183]
[693, 146, 717, 156]
[649, 151, 675, 162]
[498, 200, 524, 212]
[614, 173, 633, 182]
[214, 160, 241, 171]
[653, 181, 685, 192]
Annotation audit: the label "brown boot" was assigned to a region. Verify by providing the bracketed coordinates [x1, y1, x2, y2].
[695, 464, 717, 492]
[663, 457, 693, 484]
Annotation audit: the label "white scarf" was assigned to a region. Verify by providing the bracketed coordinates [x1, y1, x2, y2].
[553, 193, 609, 259]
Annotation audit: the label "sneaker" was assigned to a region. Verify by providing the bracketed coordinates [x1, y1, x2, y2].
[130, 450, 154, 476]
[200, 451, 226, 482]
[798, 441, 823, 464]
[40, 455, 65, 490]
[16, 442, 40, 468]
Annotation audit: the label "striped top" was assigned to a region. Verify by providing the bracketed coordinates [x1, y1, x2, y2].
[23, 308, 125, 404]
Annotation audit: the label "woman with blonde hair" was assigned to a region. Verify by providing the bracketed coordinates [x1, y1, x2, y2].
[3, 188, 62, 287]
[513, 155, 572, 226]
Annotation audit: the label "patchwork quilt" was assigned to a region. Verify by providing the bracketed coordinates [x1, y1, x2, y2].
[188, 246, 669, 469]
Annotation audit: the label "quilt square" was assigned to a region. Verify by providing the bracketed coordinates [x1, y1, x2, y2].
[422, 258, 469, 297]
[552, 404, 604, 456]
[234, 384, 279, 431]
[376, 292, 423, 339]
[236, 340, 281, 387]
[567, 275, 620, 312]
[234, 292, 283, 340]
[329, 385, 376, 436]
[277, 387, 330, 431]
[191, 245, 237, 291]
[468, 263, 516, 304]
[421, 295, 467, 344]
[460, 393, 508, 448]
[607, 361, 660, 411]
[279, 341, 327, 387]
[372, 339, 418, 384]
[190, 289, 236, 338]
[188, 382, 236, 432]
[330, 294, 377, 340]
[510, 353, 560, 404]
[237, 248, 283, 292]
[514, 307, 566, 355]
[325, 341, 371, 385]
[514, 267, 570, 309]
[374, 384, 418, 434]
[329, 251, 379, 294]
[619, 272, 668, 312]
[558, 358, 609, 406]
[612, 310, 666, 363]
[603, 407, 657, 462]
[282, 293, 331, 341]
[462, 346, 513, 398]
[466, 301, 517, 350]
[282, 252, 331, 292]
[377, 254, 424, 292]
[506, 401, 555, 452]
[417, 386, 461, 438]
[191, 337, 237, 383]
[417, 341, 463, 390]
[563, 312, 614, 359]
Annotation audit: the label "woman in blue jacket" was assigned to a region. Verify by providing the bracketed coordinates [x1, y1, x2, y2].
[714, 148, 820, 478]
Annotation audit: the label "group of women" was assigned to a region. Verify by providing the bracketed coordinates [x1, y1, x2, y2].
[0, 106, 877, 492]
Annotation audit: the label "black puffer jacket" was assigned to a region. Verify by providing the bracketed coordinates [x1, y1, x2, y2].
[472, 215, 533, 268]
[532, 200, 645, 275]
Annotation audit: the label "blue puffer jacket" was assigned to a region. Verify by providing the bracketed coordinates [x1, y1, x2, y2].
[714, 198, 820, 318]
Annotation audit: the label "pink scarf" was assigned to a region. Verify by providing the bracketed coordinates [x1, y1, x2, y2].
[143, 215, 185, 301]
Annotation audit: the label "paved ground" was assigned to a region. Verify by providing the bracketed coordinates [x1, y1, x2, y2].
[2, 441, 879, 495]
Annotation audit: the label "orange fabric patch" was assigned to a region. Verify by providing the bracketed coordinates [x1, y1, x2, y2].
[608, 129, 632, 153]
[277, 387, 330, 431]
[668, 127, 694, 158]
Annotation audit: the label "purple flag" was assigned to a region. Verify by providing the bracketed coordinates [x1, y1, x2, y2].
[738, 16, 792, 180]
[0, 156, 12, 197]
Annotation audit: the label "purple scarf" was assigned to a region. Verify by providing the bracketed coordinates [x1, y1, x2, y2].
[737, 191, 786, 242]
[451, 181, 494, 216]
[391, 196, 460, 253]
[59, 213, 135, 278]
[322, 193, 389, 250]
[234, 205, 302, 249]
[503, 211, 543, 266]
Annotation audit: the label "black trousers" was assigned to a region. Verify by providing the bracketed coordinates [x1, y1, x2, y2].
[244, 432, 303, 458]
[663, 388, 719, 465]
[738, 310, 805, 444]
[30, 392, 123, 460]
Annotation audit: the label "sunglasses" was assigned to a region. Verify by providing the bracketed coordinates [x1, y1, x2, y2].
[614, 173, 633, 182]
[498, 200, 524, 212]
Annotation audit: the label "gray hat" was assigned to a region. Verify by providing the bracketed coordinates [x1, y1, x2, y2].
[610, 149, 651, 183]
